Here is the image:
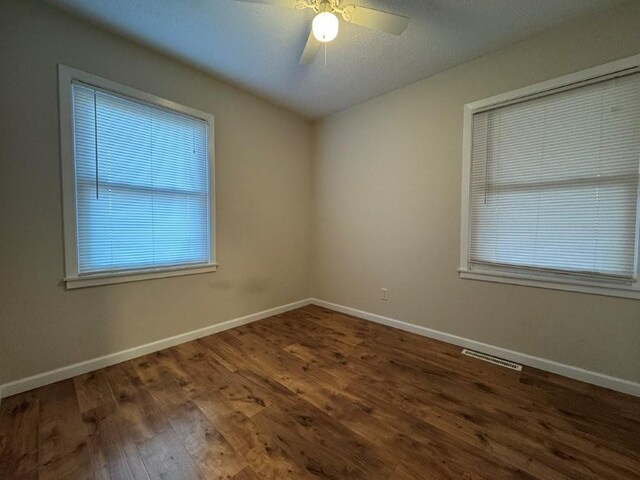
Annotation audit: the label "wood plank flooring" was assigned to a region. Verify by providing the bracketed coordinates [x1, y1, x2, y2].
[1, 305, 639, 479]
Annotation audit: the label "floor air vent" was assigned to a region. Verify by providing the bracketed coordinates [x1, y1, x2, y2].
[462, 349, 523, 371]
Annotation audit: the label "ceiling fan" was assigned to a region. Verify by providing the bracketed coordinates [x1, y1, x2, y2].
[236, 0, 409, 64]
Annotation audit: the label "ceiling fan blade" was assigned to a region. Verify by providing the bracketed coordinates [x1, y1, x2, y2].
[299, 29, 320, 64]
[235, 0, 299, 8]
[341, 5, 409, 35]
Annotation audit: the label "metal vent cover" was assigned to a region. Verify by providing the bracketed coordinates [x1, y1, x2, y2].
[462, 349, 523, 371]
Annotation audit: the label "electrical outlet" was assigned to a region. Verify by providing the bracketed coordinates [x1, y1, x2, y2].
[381, 288, 389, 301]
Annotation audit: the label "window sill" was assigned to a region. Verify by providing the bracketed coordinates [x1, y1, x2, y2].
[64, 264, 218, 289]
[458, 268, 640, 300]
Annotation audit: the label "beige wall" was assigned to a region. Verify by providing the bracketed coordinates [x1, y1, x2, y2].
[313, 2, 640, 383]
[0, 0, 312, 385]
[2, 0, 639, 389]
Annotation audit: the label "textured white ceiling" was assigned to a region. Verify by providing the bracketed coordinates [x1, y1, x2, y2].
[46, 0, 622, 118]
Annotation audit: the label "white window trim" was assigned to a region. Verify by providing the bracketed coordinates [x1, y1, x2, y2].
[59, 65, 217, 289]
[459, 54, 640, 300]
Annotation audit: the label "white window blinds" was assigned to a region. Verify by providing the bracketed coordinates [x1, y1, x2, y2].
[469, 73, 640, 282]
[72, 83, 211, 275]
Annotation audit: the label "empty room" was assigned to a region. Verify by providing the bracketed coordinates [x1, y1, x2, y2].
[1, 0, 640, 478]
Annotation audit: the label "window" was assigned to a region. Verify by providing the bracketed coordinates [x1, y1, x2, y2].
[460, 55, 640, 299]
[59, 66, 216, 288]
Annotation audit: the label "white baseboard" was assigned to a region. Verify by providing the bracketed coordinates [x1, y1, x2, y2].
[0, 299, 312, 401]
[310, 299, 640, 398]
[3, 297, 637, 401]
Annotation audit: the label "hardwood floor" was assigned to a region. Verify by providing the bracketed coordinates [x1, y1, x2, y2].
[1, 305, 639, 479]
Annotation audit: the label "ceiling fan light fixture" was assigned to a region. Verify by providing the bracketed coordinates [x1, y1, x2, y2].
[312, 11, 339, 43]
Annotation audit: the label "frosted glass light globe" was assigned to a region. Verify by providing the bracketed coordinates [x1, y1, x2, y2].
[312, 11, 339, 43]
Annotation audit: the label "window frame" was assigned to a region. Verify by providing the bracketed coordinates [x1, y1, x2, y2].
[59, 65, 217, 289]
[459, 54, 640, 300]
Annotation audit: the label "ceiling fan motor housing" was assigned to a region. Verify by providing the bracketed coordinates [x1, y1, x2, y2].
[318, 0, 333, 13]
